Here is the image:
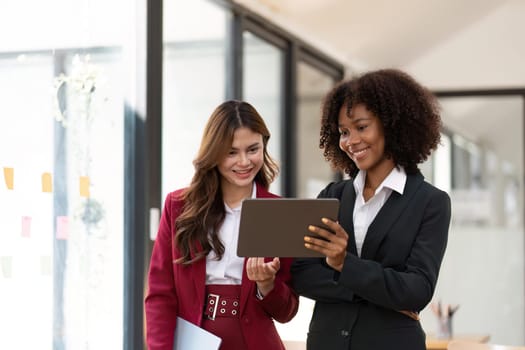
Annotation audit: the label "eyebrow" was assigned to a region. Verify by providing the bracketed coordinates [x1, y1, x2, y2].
[338, 118, 366, 127]
[230, 142, 261, 150]
[343, 116, 372, 125]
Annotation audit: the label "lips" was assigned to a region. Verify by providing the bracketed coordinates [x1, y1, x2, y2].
[350, 147, 369, 160]
[233, 168, 253, 178]
[234, 168, 252, 174]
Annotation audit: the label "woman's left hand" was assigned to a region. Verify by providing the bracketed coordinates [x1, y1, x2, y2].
[305, 218, 348, 272]
[246, 257, 280, 297]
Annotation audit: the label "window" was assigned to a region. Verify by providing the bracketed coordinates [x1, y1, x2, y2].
[296, 61, 339, 198]
[162, 0, 228, 198]
[243, 31, 284, 194]
[421, 95, 525, 344]
[0, 1, 128, 348]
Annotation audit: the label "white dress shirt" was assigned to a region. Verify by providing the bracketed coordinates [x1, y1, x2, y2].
[205, 183, 257, 285]
[352, 167, 407, 257]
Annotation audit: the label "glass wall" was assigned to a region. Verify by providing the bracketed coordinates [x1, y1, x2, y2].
[162, 0, 227, 200]
[243, 31, 284, 195]
[0, 52, 57, 349]
[296, 61, 338, 198]
[0, 0, 346, 348]
[0, 1, 128, 349]
[420, 96, 525, 345]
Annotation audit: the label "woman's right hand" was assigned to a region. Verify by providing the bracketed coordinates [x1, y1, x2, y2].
[304, 218, 348, 271]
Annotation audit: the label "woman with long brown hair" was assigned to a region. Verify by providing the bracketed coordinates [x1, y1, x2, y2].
[145, 100, 298, 350]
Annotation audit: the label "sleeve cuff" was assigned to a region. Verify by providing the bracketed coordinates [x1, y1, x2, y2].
[255, 287, 265, 300]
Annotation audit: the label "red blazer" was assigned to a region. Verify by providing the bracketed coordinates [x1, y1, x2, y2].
[145, 184, 299, 350]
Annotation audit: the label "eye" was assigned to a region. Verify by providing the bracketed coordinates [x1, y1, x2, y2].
[228, 150, 237, 156]
[357, 124, 368, 131]
[248, 146, 260, 154]
[339, 129, 349, 137]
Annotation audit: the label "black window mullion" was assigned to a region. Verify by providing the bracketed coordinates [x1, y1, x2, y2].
[226, 11, 243, 100]
[124, 0, 163, 349]
[282, 43, 298, 197]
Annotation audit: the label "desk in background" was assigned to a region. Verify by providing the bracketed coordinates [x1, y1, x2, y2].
[283, 335, 490, 350]
[426, 334, 490, 350]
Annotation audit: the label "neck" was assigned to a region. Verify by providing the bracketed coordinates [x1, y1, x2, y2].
[365, 162, 395, 192]
[222, 182, 253, 208]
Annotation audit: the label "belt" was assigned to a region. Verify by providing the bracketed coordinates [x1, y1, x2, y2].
[204, 293, 240, 320]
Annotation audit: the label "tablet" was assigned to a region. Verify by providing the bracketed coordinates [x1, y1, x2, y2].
[237, 198, 340, 258]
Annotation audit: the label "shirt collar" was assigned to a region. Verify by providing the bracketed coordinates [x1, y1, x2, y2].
[353, 166, 407, 196]
[383, 166, 406, 195]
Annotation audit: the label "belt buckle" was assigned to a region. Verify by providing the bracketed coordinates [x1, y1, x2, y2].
[207, 293, 220, 321]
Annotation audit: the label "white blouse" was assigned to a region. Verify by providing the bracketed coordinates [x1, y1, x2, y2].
[352, 167, 406, 257]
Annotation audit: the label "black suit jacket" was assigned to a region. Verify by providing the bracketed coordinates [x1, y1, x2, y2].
[291, 172, 451, 350]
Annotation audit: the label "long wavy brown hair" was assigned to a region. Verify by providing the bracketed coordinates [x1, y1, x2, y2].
[175, 100, 279, 264]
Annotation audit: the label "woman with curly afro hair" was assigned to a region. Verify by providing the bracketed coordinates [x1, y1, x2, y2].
[292, 69, 451, 350]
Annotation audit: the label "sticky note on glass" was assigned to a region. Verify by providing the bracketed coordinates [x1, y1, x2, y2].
[40, 256, 51, 276]
[3, 167, 14, 190]
[1, 256, 13, 278]
[56, 216, 69, 240]
[42, 172, 53, 193]
[21, 216, 32, 238]
[79, 176, 90, 197]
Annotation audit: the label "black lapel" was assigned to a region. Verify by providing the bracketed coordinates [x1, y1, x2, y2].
[360, 172, 424, 259]
[338, 180, 358, 256]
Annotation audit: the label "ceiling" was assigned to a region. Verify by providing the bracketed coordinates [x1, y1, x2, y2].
[234, 0, 510, 72]
[234, 0, 525, 172]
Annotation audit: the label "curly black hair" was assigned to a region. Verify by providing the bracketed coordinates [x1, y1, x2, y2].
[320, 69, 442, 177]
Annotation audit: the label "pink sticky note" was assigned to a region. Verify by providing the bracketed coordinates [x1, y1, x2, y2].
[21, 216, 32, 238]
[56, 216, 69, 240]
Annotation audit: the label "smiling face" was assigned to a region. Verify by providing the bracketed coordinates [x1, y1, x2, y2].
[218, 126, 264, 196]
[338, 103, 394, 179]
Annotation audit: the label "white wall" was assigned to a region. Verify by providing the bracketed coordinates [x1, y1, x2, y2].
[420, 225, 525, 345]
[407, 3, 525, 342]
[406, 0, 525, 89]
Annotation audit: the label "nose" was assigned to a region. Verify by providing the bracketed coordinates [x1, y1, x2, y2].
[347, 131, 360, 146]
[238, 152, 250, 166]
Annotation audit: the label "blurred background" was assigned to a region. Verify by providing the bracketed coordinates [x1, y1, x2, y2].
[0, 0, 523, 348]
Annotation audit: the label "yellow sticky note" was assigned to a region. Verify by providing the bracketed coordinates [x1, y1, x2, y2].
[42, 172, 53, 193]
[79, 176, 90, 198]
[3, 167, 14, 190]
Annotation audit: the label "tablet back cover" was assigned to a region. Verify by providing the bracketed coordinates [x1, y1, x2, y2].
[237, 198, 339, 258]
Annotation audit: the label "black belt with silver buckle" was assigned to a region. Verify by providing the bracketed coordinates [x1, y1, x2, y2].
[204, 293, 240, 320]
